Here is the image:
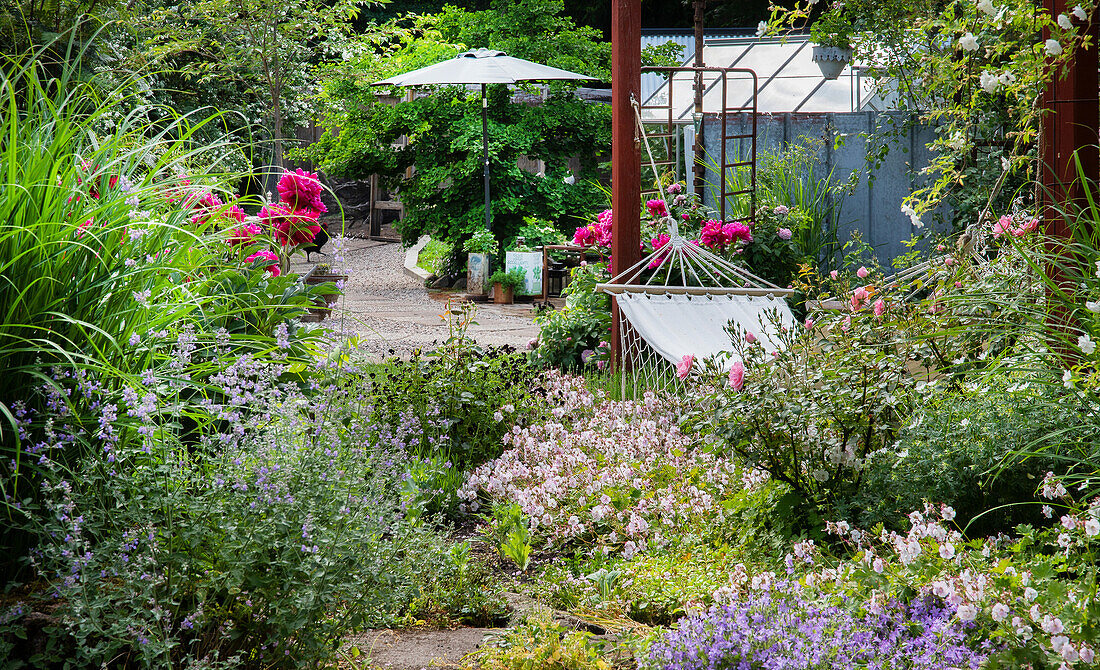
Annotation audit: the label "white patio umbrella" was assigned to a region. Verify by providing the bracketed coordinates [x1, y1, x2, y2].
[374, 49, 596, 231]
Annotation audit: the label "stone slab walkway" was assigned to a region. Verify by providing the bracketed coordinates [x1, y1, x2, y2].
[289, 238, 540, 359]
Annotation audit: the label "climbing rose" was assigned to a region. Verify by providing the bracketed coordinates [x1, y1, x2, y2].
[728, 361, 744, 391]
[857, 266, 869, 278]
[676, 354, 694, 379]
[873, 298, 886, 316]
[245, 250, 280, 277]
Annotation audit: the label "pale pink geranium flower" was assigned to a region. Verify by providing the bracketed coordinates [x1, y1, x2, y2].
[728, 361, 744, 391]
[676, 354, 694, 379]
[857, 266, 869, 278]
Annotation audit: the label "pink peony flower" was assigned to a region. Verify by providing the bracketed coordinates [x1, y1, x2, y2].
[700, 219, 729, 250]
[227, 223, 262, 246]
[777, 227, 793, 240]
[857, 266, 869, 279]
[646, 199, 668, 217]
[263, 203, 322, 246]
[648, 233, 671, 269]
[676, 354, 694, 379]
[573, 225, 596, 246]
[667, 183, 683, 194]
[277, 168, 327, 213]
[773, 205, 789, 215]
[245, 249, 280, 277]
[728, 361, 744, 391]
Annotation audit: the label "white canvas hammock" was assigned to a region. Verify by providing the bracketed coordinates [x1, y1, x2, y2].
[596, 96, 795, 392]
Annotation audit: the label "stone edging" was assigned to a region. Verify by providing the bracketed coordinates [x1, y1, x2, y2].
[403, 234, 433, 282]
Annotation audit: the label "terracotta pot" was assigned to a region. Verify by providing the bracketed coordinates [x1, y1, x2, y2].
[493, 283, 514, 304]
[303, 272, 348, 320]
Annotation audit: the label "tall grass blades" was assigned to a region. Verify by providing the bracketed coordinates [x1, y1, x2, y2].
[0, 48, 324, 568]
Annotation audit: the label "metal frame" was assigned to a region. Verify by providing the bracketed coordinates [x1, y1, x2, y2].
[638, 66, 758, 223]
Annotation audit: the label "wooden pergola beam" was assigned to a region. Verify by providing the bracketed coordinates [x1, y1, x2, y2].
[610, 0, 642, 369]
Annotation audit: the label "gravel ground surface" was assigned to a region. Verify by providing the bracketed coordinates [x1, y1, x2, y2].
[290, 238, 540, 359]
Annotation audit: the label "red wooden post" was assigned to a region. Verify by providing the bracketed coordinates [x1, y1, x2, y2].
[1041, 0, 1099, 344]
[611, 0, 642, 370]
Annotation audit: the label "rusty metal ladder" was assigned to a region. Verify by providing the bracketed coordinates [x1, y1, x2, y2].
[638, 66, 758, 223]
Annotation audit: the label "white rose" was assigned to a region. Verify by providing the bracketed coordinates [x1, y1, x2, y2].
[1078, 332, 1096, 354]
[1073, 5, 1088, 21]
[977, 0, 996, 16]
[959, 33, 979, 51]
[1046, 38, 1064, 56]
[980, 71, 1000, 93]
[1058, 13, 1074, 29]
[998, 70, 1016, 86]
[756, 21, 768, 37]
[1086, 300, 1100, 312]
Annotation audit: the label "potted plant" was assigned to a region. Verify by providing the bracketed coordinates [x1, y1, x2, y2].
[810, 4, 855, 80]
[489, 267, 526, 304]
[303, 262, 348, 320]
[463, 229, 499, 295]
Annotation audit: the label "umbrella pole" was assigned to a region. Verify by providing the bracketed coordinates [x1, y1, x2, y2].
[481, 83, 491, 231]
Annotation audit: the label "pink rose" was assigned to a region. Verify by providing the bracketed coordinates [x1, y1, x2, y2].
[873, 298, 885, 316]
[646, 199, 668, 217]
[745, 332, 757, 344]
[804, 317, 815, 329]
[857, 266, 869, 279]
[728, 361, 744, 391]
[676, 354, 694, 379]
[830, 270, 839, 280]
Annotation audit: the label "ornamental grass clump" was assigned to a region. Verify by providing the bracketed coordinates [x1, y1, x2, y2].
[649, 585, 992, 670]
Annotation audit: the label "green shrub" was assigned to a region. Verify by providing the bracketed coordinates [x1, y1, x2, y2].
[530, 262, 611, 370]
[417, 238, 453, 275]
[368, 345, 542, 474]
[854, 375, 1100, 535]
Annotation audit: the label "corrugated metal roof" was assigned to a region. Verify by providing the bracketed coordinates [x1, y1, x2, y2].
[641, 35, 888, 118]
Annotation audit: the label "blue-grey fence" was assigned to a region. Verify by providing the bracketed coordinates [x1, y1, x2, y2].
[698, 111, 947, 266]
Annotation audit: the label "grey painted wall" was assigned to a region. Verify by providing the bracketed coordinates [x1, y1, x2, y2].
[699, 111, 947, 267]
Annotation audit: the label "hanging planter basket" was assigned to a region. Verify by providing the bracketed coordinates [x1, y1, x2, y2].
[812, 45, 853, 80]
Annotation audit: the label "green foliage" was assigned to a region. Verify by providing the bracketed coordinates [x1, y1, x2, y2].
[366, 344, 542, 473]
[300, 2, 611, 246]
[403, 541, 509, 627]
[808, 2, 855, 49]
[854, 375, 1099, 535]
[490, 267, 527, 292]
[530, 263, 611, 369]
[464, 228, 501, 255]
[417, 238, 453, 275]
[472, 613, 618, 670]
[510, 217, 568, 250]
[487, 502, 534, 571]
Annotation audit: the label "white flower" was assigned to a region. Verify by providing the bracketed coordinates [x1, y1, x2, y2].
[998, 70, 1016, 86]
[980, 71, 1000, 93]
[493, 410, 504, 422]
[977, 0, 996, 16]
[991, 602, 1010, 621]
[957, 603, 978, 621]
[1078, 332, 1096, 354]
[1024, 586, 1039, 602]
[756, 21, 768, 37]
[1064, 369, 1074, 388]
[1085, 518, 1100, 536]
[1058, 13, 1074, 29]
[1086, 300, 1100, 312]
[563, 173, 575, 185]
[1073, 5, 1088, 21]
[938, 542, 956, 559]
[959, 33, 979, 51]
[901, 202, 923, 228]
[872, 557, 884, 573]
[1046, 38, 1064, 56]
[1095, 260, 1100, 278]
[1001, 156, 1012, 170]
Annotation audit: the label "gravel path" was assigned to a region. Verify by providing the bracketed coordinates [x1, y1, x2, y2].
[291, 238, 540, 359]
